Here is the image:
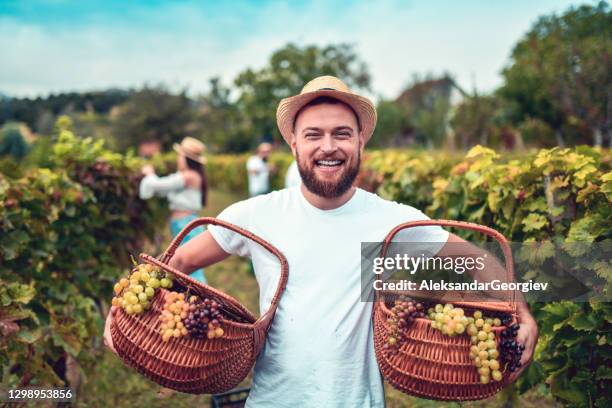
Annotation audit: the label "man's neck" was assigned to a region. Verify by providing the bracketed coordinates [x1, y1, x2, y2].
[300, 184, 357, 210]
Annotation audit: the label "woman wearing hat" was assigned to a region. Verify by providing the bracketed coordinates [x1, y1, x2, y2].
[139, 136, 208, 283]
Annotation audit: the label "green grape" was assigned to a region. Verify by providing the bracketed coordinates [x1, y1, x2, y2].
[492, 370, 503, 382]
[145, 287, 155, 297]
[138, 292, 148, 302]
[489, 359, 500, 371]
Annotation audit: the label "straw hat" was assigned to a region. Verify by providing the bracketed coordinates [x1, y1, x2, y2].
[276, 75, 377, 145]
[173, 137, 206, 164]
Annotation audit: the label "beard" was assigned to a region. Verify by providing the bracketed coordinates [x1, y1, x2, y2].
[296, 150, 360, 198]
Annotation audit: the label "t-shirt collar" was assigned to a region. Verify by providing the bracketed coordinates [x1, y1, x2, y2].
[297, 186, 363, 215]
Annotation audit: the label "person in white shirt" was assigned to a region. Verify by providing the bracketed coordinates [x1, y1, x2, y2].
[105, 76, 538, 407]
[247, 142, 272, 196]
[284, 160, 301, 188]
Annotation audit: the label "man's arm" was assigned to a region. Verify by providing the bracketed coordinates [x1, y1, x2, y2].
[436, 233, 539, 383]
[167, 230, 230, 271]
[104, 231, 230, 354]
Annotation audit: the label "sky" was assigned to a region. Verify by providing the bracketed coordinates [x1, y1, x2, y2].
[0, 0, 587, 100]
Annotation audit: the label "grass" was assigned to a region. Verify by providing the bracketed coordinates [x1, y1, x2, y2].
[78, 188, 557, 407]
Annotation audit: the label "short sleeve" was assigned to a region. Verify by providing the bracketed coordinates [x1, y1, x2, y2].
[139, 173, 185, 199]
[208, 200, 252, 258]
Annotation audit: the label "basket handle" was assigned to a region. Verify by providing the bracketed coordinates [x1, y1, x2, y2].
[159, 217, 289, 331]
[380, 219, 516, 309]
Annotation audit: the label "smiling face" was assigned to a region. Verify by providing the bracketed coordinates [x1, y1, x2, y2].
[291, 101, 364, 198]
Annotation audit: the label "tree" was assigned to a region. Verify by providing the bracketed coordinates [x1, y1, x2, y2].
[371, 100, 405, 148]
[500, 2, 611, 147]
[233, 43, 371, 145]
[0, 123, 28, 160]
[394, 74, 462, 148]
[112, 86, 193, 150]
[193, 78, 251, 152]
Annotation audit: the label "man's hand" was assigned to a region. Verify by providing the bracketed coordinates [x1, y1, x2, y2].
[103, 306, 118, 355]
[141, 164, 155, 176]
[508, 304, 538, 383]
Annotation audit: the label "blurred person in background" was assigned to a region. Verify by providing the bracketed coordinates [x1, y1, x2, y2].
[139, 136, 208, 283]
[247, 142, 273, 196]
[284, 159, 301, 188]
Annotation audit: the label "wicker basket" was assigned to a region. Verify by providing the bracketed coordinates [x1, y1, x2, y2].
[110, 217, 288, 394]
[373, 220, 517, 401]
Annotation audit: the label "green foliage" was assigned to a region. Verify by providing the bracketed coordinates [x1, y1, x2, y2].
[112, 86, 193, 151]
[233, 43, 371, 145]
[371, 100, 406, 148]
[0, 89, 130, 130]
[0, 121, 167, 388]
[0, 123, 28, 160]
[194, 78, 252, 153]
[500, 2, 612, 147]
[364, 145, 611, 406]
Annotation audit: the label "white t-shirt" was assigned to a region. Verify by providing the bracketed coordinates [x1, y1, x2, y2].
[247, 155, 270, 196]
[284, 160, 302, 188]
[209, 187, 449, 407]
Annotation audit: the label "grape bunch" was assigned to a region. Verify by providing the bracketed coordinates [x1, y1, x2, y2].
[112, 263, 173, 315]
[159, 291, 189, 342]
[385, 296, 425, 352]
[466, 310, 504, 384]
[427, 303, 469, 336]
[184, 296, 225, 339]
[500, 323, 524, 373]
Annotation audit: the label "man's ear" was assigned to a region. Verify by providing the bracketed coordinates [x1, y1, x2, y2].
[358, 130, 366, 153]
[290, 134, 297, 156]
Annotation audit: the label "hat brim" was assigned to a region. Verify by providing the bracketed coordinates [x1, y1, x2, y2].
[173, 144, 206, 164]
[276, 89, 377, 146]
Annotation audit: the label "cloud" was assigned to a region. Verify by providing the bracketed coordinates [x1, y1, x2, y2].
[0, 0, 580, 99]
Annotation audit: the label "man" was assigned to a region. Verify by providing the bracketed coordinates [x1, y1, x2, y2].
[105, 76, 537, 407]
[247, 142, 273, 196]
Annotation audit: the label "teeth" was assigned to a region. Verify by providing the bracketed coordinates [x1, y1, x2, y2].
[317, 160, 342, 166]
